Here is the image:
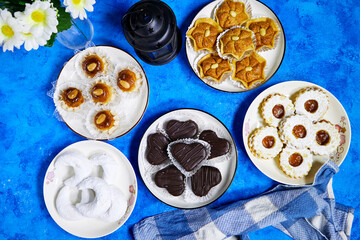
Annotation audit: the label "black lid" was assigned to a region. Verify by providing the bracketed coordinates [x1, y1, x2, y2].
[122, 0, 177, 52]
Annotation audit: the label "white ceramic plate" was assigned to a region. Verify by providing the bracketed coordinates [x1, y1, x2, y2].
[185, 0, 285, 92]
[138, 109, 238, 209]
[243, 81, 351, 185]
[55, 46, 149, 140]
[43, 140, 137, 238]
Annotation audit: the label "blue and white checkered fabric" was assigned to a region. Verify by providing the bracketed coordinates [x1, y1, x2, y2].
[133, 160, 354, 240]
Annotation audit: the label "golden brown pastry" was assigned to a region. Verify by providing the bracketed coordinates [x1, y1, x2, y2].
[215, 0, 250, 29]
[90, 82, 113, 104]
[60, 87, 85, 109]
[219, 28, 255, 59]
[197, 53, 232, 82]
[186, 18, 223, 51]
[246, 17, 279, 50]
[232, 51, 266, 88]
[93, 110, 115, 131]
[117, 69, 137, 92]
[81, 54, 105, 78]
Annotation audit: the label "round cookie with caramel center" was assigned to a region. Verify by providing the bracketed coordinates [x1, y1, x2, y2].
[94, 110, 115, 131]
[232, 51, 266, 88]
[197, 53, 232, 82]
[215, 0, 249, 29]
[246, 17, 279, 51]
[219, 28, 255, 60]
[82, 54, 105, 78]
[117, 69, 137, 92]
[60, 87, 84, 108]
[90, 82, 112, 104]
[187, 18, 223, 51]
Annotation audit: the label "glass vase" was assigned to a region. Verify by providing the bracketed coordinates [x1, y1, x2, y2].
[57, 17, 94, 50]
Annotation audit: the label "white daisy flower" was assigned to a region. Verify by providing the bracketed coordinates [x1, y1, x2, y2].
[21, 32, 47, 51]
[64, 0, 96, 20]
[0, 9, 24, 52]
[15, 0, 58, 41]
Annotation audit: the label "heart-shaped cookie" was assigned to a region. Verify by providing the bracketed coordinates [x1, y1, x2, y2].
[169, 142, 207, 172]
[154, 165, 185, 196]
[146, 133, 170, 165]
[199, 130, 230, 159]
[191, 166, 222, 197]
[165, 119, 199, 141]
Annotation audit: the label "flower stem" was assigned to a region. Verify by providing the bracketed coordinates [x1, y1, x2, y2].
[71, 18, 88, 41]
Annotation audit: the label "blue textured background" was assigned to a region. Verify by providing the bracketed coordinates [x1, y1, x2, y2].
[0, 0, 359, 239]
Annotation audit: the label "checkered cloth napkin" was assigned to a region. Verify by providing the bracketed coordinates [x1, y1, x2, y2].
[133, 160, 354, 240]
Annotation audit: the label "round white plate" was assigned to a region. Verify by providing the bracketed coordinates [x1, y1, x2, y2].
[43, 140, 137, 238]
[55, 46, 149, 140]
[185, 0, 285, 93]
[138, 109, 238, 209]
[243, 81, 351, 185]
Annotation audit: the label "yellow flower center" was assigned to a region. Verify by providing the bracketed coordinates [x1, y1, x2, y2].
[1, 25, 14, 38]
[72, 0, 81, 5]
[31, 10, 45, 23]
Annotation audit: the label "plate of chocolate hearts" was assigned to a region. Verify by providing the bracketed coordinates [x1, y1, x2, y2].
[138, 109, 238, 209]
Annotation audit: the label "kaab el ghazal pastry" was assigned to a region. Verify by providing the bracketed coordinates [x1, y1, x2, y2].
[294, 87, 329, 121]
[232, 51, 266, 89]
[197, 53, 232, 82]
[199, 130, 230, 159]
[310, 120, 340, 155]
[186, 18, 223, 52]
[279, 146, 313, 179]
[154, 165, 186, 196]
[90, 80, 114, 105]
[215, 0, 250, 29]
[146, 132, 170, 165]
[59, 87, 85, 111]
[248, 126, 283, 159]
[246, 17, 279, 51]
[191, 166, 222, 197]
[261, 93, 295, 127]
[279, 115, 314, 149]
[219, 28, 255, 60]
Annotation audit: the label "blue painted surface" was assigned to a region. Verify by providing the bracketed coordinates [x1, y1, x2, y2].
[0, 0, 359, 239]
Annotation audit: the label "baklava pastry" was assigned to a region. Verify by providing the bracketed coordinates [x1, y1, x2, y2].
[187, 18, 223, 52]
[219, 28, 255, 59]
[261, 93, 295, 127]
[232, 51, 266, 88]
[246, 17, 279, 51]
[215, 0, 250, 29]
[279, 146, 313, 179]
[310, 120, 340, 155]
[279, 115, 314, 149]
[248, 126, 283, 159]
[197, 53, 232, 82]
[294, 87, 329, 121]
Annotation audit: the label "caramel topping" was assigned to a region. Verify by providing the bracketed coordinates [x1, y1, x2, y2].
[304, 100, 318, 113]
[262, 136, 275, 148]
[61, 87, 84, 108]
[117, 70, 136, 92]
[90, 83, 110, 103]
[94, 110, 115, 130]
[316, 130, 330, 146]
[292, 125, 307, 138]
[272, 104, 285, 119]
[82, 55, 104, 77]
[289, 153, 303, 167]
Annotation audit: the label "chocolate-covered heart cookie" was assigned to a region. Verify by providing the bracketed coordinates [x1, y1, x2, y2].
[165, 120, 199, 141]
[191, 166, 222, 197]
[146, 133, 170, 165]
[199, 130, 230, 159]
[154, 165, 185, 196]
[170, 142, 207, 172]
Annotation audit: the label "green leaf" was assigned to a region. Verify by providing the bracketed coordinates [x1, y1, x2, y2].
[45, 33, 57, 47]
